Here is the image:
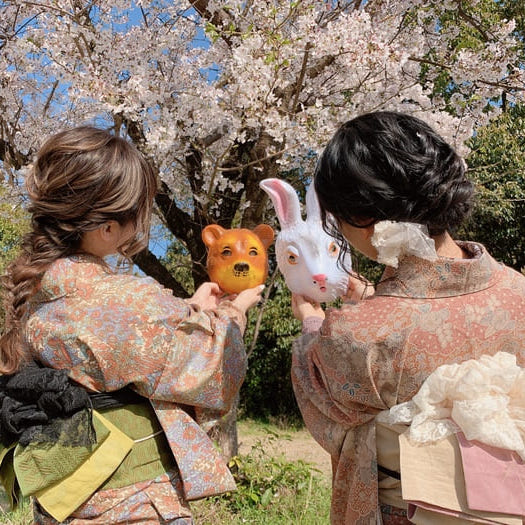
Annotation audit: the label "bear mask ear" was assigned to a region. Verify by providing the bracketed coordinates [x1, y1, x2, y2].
[253, 224, 275, 249]
[202, 224, 226, 248]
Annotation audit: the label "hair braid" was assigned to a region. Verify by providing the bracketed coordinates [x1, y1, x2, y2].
[1, 227, 71, 373]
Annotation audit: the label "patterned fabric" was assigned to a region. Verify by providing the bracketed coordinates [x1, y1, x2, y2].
[380, 504, 411, 525]
[32, 470, 193, 524]
[291, 243, 525, 525]
[24, 255, 248, 521]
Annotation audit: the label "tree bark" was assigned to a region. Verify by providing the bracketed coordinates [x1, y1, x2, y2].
[209, 394, 240, 460]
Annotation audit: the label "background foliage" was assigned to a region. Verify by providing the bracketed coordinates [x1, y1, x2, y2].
[241, 274, 302, 420]
[461, 103, 525, 271]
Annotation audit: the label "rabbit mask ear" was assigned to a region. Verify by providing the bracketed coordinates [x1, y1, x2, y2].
[305, 182, 322, 223]
[260, 178, 302, 228]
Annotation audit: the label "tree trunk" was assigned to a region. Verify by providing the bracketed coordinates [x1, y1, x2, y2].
[210, 394, 240, 460]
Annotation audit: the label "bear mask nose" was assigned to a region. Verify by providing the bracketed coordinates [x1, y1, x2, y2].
[234, 262, 250, 272]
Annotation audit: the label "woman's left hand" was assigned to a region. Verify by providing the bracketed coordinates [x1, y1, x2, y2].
[187, 282, 223, 310]
[291, 293, 325, 322]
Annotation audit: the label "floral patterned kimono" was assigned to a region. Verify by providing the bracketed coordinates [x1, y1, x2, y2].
[292, 242, 525, 525]
[22, 255, 248, 523]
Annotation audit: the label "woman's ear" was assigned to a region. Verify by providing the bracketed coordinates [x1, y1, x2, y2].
[98, 221, 119, 242]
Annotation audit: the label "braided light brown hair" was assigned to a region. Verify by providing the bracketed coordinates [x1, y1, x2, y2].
[0, 126, 157, 373]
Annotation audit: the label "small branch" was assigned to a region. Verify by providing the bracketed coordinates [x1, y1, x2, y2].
[306, 54, 336, 79]
[291, 42, 312, 112]
[190, 0, 235, 47]
[42, 79, 59, 116]
[409, 56, 525, 93]
[216, 146, 288, 172]
[202, 124, 228, 147]
[455, 1, 492, 42]
[477, 78, 525, 93]
[274, 0, 305, 33]
[247, 266, 280, 359]
[140, 6, 149, 28]
[19, 1, 75, 20]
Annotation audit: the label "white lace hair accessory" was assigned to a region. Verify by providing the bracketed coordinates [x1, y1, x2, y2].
[371, 220, 437, 268]
[376, 352, 525, 459]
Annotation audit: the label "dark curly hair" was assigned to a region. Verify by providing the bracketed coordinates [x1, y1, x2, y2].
[314, 111, 474, 258]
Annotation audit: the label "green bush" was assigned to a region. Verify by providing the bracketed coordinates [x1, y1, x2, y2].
[192, 429, 331, 524]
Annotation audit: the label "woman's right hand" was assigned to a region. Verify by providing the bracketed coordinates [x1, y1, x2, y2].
[229, 284, 265, 313]
[187, 282, 223, 310]
[346, 272, 375, 301]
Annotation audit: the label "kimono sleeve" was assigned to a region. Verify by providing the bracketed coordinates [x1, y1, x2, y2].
[291, 305, 394, 458]
[27, 276, 247, 416]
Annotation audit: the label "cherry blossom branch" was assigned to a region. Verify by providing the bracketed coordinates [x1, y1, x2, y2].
[42, 79, 58, 116]
[190, 0, 235, 47]
[215, 146, 289, 172]
[0, 7, 39, 49]
[409, 56, 525, 92]
[292, 42, 313, 112]
[18, 1, 74, 20]
[455, 0, 493, 42]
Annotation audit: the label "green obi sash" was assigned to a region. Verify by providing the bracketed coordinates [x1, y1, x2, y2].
[0, 401, 176, 522]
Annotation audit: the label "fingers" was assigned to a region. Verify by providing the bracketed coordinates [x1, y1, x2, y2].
[290, 293, 324, 321]
[231, 284, 265, 312]
[187, 282, 225, 310]
[243, 284, 265, 306]
[346, 273, 374, 300]
[208, 282, 222, 295]
[196, 282, 222, 295]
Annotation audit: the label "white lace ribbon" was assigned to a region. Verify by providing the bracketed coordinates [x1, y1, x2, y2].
[376, 352, 525, 459]
[371, 220, 437, 268]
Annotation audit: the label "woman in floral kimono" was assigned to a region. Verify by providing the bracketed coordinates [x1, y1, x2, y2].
[290, 112, 525, 525]
[0, 127, 263, 524]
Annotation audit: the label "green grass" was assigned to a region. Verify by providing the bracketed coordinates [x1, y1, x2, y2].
[193, 425, 331, 524]
[0, 498, 32, 525]
[0, 421, 331, 524]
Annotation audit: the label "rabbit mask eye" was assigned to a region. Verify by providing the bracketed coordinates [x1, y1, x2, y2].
[287, 246, 299, 265]
[249, 248, 258, 256]
[328, 242, 339, 257]
[221, 247, 232, 256]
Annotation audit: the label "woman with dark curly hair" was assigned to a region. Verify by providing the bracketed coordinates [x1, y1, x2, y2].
[291, 112, 525, 524]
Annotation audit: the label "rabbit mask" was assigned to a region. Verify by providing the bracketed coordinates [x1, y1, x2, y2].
[260, 178, 350, 303]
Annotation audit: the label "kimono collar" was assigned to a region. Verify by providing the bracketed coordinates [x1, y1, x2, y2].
[39, 255, 109, 300]
[376, 242, 501, 299]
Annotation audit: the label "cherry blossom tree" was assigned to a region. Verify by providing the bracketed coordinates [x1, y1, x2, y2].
[1, 0, 524, 296]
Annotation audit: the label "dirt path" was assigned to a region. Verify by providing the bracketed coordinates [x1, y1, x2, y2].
[237, 420, 332, 483]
